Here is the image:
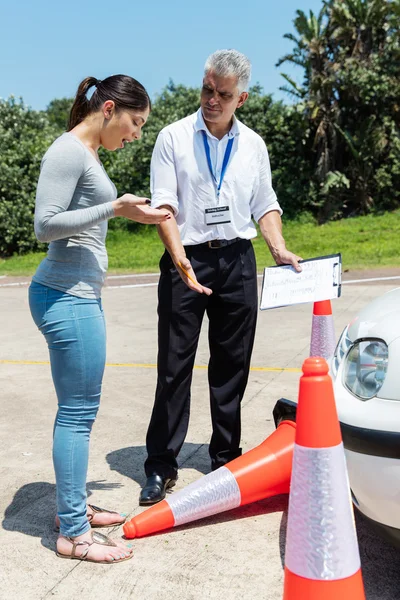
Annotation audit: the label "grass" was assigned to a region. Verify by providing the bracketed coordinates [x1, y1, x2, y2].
[1, 210, 399, 276]
[254, 210, 400, 270]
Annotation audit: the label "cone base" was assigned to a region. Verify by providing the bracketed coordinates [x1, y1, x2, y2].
[283, 568, 366, 600]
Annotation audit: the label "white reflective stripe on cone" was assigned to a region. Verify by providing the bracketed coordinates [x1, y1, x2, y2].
[286, 443, 361, 580]
[310, 315, 336, 359]
[167, 466, 241, 526]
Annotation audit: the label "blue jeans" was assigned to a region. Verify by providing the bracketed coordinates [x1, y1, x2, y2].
[29, 281, 106, 537]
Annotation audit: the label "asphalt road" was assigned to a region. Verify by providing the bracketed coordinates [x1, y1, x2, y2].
[1, 273, 399, 599]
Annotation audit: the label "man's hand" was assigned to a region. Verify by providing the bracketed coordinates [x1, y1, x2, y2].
[272, 247, 303, 272]
[174, 256, 212, 295]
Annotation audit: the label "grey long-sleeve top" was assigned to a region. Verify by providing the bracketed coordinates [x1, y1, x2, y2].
[32, 133, 117, 298]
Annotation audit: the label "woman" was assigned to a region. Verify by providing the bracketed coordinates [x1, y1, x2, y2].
[29, 74, 170, 563]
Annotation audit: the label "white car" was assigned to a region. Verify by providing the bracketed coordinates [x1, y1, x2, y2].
[274, 286, 400, 546]
[330, 286, 400, 546]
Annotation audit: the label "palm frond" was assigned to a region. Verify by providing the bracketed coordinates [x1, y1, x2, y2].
[279, 73, 306, 97]
[283, 33, 301, 45]
[276, 53, 305, 68]
[334, 123, 360, 160]
[278, 85, 305, 100]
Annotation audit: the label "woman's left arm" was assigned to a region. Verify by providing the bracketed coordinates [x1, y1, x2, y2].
[34, 141, 114, 243]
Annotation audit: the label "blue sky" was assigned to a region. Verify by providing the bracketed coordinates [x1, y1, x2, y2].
[1, 0, 324, 111]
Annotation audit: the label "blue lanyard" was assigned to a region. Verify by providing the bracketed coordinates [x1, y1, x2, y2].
[202, 131, 234, 197]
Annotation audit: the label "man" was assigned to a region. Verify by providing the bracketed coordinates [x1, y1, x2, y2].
[140, 49, 301, 505]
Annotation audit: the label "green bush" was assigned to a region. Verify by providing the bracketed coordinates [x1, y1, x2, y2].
[0, 98, 59, 256]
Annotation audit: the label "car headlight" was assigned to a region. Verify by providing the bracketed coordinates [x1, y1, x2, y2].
[343, 339, 389, 400]
[332, 326, 352, 377]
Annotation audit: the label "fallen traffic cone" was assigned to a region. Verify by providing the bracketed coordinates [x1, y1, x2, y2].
[309, 299, 336, 361]
[283, 357, 365, 599]
[124, 419, 296, 539]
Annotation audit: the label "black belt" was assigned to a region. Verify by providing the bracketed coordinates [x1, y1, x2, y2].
[188, 237, 243, 250]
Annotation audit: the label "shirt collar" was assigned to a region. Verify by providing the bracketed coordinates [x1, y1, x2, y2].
[194, 108, 240, 139]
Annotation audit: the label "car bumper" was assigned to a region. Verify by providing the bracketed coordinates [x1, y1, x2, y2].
[356, 509, 400, 549]
[340, 420, 400, 459]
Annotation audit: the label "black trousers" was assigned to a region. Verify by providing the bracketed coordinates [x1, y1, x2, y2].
[144, 239, 258, 479]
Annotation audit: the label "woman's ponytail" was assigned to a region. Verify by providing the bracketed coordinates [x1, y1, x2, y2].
[67, 77, 99, 131]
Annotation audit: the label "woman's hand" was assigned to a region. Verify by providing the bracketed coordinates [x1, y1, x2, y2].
[112, 194, 171, 224]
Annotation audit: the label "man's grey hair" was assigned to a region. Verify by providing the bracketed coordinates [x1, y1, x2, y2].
[204, 49, 252, 93]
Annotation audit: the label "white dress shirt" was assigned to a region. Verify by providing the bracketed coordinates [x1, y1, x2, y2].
[150, 108, 282, 246]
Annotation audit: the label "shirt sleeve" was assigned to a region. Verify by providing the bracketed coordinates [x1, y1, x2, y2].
[34, 139, 115, 243]
[250, 139, 282, 223]
[150, 130, 179, 216]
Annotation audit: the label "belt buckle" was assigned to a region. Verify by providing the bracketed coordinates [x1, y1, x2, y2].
[208, 240, 222, 249]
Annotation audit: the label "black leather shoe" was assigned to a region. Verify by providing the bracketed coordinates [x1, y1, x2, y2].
[139, 475, 177, 506]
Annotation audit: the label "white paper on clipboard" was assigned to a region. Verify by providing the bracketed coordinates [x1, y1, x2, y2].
[260, 253, 342, 310]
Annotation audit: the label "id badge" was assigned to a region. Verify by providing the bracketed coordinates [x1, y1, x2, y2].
[205, 206, 231, 225]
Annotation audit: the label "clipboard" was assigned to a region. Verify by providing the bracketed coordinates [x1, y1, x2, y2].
[260, 253, 342, 310]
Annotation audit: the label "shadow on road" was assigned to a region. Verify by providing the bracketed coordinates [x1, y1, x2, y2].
[106, 442, 212, 487]
[2, 479, 125, 553]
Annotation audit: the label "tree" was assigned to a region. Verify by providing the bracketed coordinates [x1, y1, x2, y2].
[277, 0, 400, 221]
[46, 97, 73, 130]
[237, 87, 313, 218]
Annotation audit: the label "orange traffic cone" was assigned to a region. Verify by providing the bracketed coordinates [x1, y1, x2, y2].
[283, 357, 365, 599]
[309, 299, 336, 361]
[123, 419, 296, 539]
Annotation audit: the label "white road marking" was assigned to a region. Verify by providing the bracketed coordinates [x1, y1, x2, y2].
[1, 274, 400, 289]
[106, 282, 158, 289]
[0, 281, 31, 287]
[341, 275, 400, 284]
[107, 273, 159, 279]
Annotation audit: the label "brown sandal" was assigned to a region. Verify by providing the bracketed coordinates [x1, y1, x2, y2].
[56, 531, 133, 563]
[54, 504, 126, 532]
